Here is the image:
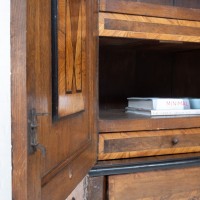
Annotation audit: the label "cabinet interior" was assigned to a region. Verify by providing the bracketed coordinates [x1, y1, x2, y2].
[98, 37, 200, 131]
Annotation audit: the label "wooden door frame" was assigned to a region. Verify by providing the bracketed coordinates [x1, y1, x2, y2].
[11, 0, 28, 199]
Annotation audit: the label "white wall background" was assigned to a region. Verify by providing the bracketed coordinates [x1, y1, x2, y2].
[66, 177, 88, 200]
[0, 0, 12, 200]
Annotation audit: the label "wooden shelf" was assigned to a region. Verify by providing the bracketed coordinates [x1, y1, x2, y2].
[99, 109, 200, 132]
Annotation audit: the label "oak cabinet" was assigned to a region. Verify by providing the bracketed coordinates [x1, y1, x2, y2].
[92, 1, 200, 199]
[98, 0, 200, 160]
[12, 0, 200, 199]
[12, 0, 98, 199]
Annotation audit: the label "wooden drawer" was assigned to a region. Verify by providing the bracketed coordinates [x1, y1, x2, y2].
[100, 0, 200, 21]
[99, 12, 200, 42]
[108, 167, 200, 200]
[98, 128, 200, 160]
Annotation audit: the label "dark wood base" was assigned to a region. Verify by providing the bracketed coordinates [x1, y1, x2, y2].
[88, 154, 200, 199]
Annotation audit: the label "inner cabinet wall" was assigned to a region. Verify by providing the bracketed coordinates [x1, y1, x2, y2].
[97, 0, 200, 161]
[99, 42, 200, 109]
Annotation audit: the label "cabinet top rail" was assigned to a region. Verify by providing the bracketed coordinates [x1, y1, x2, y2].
[100, 0, 200, 21]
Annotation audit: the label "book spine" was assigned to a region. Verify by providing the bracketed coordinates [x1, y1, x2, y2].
[153, 99, 190, 110]
[151, 109, 200, 116]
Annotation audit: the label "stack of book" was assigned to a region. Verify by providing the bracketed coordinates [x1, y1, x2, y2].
[125, 97, 200, 116]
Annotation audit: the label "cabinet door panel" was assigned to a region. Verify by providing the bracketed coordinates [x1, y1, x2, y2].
[25, 0, 98, 199]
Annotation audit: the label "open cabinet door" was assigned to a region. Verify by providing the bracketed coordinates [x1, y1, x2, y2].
[12, 0, 98, 200]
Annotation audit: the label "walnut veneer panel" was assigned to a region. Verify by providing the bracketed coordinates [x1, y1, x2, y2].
[99, 12, 200, 42]
[109, 167, 200, 200]
[98, 128, 200, 160]
[56, 0, 86, 117]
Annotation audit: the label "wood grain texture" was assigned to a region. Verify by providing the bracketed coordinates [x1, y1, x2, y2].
[100, 0, 200, 21]
[42, 147, 93, 200]
[95, 152, 200, 169]
[98, 128, 200, 160]
[65, 0, 74, 93]
[99, 12, 200, 42]
[109, 167, 200, 200]
[11, 0, 28, 199]
[172, 51, 200, 97]
[87, 176, 107, 200]
[99, 109, 200, 132]
[57, 0, 86, 117]
[26, 0, 50, 199]
[25, 0, 98, 199]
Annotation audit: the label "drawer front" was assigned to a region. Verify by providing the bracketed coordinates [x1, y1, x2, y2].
[99, 12, 200, 42]
[100, 0, 200, 21]
[109, 167, 200, 200]
[98, 128, 200, 160]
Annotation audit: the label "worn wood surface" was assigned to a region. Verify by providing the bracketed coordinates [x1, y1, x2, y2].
[99, 110, 200, 133]
[98, 128, 200, 160]
[109, 167, 200, 200]
[87, 176, 107, 200]
[11, 0, 28, 199]
[99, 12, 200, 42]
[13, 0, 98, 199]
[96, 152, 200, 168]
[100, 0, 200, 21]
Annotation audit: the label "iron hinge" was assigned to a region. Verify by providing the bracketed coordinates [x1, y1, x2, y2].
[28, 108, 49, 157]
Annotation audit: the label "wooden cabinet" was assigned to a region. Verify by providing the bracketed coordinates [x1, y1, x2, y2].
[91, 1, 200, 199]
[12, 0, 98, 200]
[89, 154, 200, 199]
[12, 0, 200, 199]
[98, 0, 200, 161]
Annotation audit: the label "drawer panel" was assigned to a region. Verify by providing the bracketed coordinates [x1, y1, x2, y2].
[98, 128, 200, 160]
[100, 0, 200, 21]
[109, 167, 200, 200]
[99, 12, 200, 42]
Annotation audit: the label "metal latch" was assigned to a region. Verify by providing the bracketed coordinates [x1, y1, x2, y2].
[28, 108, 49, 157]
